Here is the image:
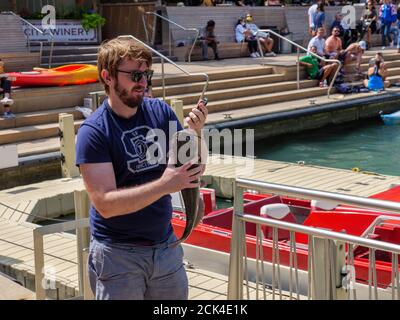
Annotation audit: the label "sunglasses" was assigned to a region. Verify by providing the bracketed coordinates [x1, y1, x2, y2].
[117, 69, 154, 83]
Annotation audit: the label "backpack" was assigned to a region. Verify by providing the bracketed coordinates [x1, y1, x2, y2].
[335, 83, 352, 94]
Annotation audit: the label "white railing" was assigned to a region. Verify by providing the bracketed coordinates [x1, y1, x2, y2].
[228, 178, 400, 300]
[2, 11, 55, 68]
[142, 11, 200, 63]
[90, 35, 209, 108]
[256, 29, 341, 99]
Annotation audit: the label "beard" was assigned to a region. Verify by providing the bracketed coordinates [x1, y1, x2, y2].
[114, 81, 145, 109]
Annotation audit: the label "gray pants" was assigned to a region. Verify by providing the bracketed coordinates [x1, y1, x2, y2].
[201, 40, 218, 60]
[88, 233, 188, 300]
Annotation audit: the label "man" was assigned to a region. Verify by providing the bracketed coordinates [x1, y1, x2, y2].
[76, 37, 208, 300]
[307, 27, 326, 57]
[0, 58, 15, 119]
[379, 0, 397, 47]
[330, 13, 344, 36]
[325, 26, 343, 59]
[200, 20, 221, 61]
[308, 0, 320, 36]
[299, 45, 338, 87]
[245, 13, 276, 57]
[343, 40, 367, 73]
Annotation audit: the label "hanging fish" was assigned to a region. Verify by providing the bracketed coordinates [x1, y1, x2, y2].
[169, 129, 205, 247]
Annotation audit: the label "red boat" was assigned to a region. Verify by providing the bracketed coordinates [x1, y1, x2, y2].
[172, 186, 400, 289]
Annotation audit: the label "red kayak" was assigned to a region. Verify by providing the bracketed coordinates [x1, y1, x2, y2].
[8, 64, 98, 87]
[173, 186, 400, 288]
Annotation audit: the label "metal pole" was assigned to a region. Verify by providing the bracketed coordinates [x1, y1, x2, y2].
[169, 28, 172, 57]
[49, 37, 54, 68]
[297, 47, 300, 90]
[161, 57, 166, 101]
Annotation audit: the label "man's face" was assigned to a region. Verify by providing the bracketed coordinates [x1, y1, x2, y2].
[311, 46, 318, 54]
[109, 58, 149, 109]
[332, 28, 340, 37]
[317, 28, 325, 38]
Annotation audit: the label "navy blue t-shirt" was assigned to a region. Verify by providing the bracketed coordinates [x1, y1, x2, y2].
[76, 98, 183, 244]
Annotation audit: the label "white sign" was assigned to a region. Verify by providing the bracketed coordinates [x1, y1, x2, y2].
[23, 20, 99, 43]
[0, 145, 18, 169]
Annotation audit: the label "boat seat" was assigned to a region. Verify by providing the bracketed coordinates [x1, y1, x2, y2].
[310, 200, 338, 211]
[260, 203, 297, 240]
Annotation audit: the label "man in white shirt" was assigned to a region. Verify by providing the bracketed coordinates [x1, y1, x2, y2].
[308, 0, 321, 36]
[307, 27, 326, 57]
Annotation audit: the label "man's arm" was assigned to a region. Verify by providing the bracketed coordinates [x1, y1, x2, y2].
[80, 161, 202, 219]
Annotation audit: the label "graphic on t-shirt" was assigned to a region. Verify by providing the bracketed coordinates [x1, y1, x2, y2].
[120, 125, 164, 174]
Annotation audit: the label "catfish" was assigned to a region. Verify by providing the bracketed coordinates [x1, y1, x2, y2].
[169, 129, 205, 247]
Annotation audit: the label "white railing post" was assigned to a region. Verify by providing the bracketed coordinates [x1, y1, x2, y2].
[74, 189, 90, 296]
[227, 184, 245, 300]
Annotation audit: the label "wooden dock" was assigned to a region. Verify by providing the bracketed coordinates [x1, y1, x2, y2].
[1, 155, 400, 299]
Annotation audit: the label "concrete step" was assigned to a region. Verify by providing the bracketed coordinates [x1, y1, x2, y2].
[41, 60, 98, 68]
[41, 53, 98, 64]
[387, 67, 400, 77]
[11, 82, 103, 114]
[151, 66, 274, 87]
[153, 56, 179, 63]
[0, 120, 83, 145]
[16, 136, 61, 157]
[34, 46, 99, 56]
[152, 73, 286, 97]
[183, 86, 328, 115]
[167, 79, 318, 105]
[0, 107, 83, 130]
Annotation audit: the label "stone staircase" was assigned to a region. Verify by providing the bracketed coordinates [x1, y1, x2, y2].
[33, 44, 177, 68]
[2, 51, 400, 157]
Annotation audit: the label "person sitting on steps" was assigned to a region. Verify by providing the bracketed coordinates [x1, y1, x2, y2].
[298, 45, 339, 88]
[363, 54, 390, 90]
[245, 13, 276, 57]
[200, 20, 221, 61]
[0, 58, 15, 119]
[235, 17, 259, 58]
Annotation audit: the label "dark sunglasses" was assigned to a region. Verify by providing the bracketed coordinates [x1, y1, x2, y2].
[117, 69, 154, 83]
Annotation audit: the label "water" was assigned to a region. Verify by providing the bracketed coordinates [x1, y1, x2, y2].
[254, 117, 400, 176]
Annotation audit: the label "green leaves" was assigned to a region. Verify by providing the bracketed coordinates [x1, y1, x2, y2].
[81, 13, 106, 31]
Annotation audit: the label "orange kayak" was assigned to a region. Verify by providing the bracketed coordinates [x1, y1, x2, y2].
[8, 64, 99, 87]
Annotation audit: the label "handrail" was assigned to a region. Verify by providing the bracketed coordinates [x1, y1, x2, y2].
[118, 35, 209, 102]
[142, 12, 200, 63]
[236, 178, 400, 216]
[228, 178, 400, 300]
[3, 11, 55, 68]
[256, 29, 341, 99]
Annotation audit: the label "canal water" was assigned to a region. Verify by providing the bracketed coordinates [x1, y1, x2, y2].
[254, 117, 400, 176]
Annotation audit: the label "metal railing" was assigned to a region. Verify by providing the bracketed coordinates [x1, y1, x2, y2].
[90, 35, 209, 108]
[142, 11, 200, 63]
[3, 11, 54, 68]
[256, 29, 341, 99]
[228, 178, 400, 300]
[33, 218, 90, 300]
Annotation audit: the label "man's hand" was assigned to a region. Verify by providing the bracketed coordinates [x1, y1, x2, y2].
[160, 161, 203, 194]
[186, 99, 208, 135]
